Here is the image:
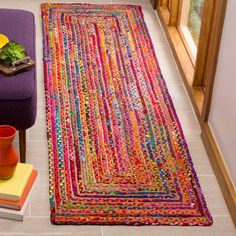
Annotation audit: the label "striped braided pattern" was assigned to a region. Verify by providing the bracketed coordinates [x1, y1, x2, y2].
[42, 3, 212, 225]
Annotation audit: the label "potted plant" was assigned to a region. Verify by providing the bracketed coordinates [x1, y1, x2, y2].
[0, 41, 35, 76]
[0, 41, 26, 66]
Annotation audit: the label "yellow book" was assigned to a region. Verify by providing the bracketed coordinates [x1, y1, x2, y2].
[0, 163, 33, 201]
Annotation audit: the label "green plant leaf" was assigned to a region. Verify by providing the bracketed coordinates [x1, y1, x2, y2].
[0, 41, 26, 65]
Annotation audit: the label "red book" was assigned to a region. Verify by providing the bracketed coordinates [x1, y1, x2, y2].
[0, 170, 38, 210]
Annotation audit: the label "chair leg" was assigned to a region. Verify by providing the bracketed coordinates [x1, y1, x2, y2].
[19, 130, 26, 163]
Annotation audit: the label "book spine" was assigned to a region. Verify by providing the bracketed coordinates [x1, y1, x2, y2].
[0, 203, 30, 221]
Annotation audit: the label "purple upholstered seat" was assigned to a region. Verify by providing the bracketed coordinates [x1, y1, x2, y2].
[0, 9, 36, 130]
[0, 9, 37, 162]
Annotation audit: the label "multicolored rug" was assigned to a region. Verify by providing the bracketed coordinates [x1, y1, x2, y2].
[42, 3, 213, 226]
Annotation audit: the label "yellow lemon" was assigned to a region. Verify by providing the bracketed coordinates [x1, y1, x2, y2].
[0, 34, 9, 48]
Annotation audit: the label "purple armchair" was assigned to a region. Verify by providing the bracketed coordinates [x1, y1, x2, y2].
[0, 9, 37, 163]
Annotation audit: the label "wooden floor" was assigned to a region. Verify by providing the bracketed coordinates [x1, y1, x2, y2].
[1, 0, 235, 235]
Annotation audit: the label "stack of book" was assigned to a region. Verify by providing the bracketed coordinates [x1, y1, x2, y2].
[0, 163, 38, 221]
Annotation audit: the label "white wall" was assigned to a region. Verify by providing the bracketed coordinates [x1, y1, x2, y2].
[209, 0, 236, 190]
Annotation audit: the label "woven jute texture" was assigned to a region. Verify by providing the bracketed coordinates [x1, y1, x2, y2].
[42, 3, 212, 225]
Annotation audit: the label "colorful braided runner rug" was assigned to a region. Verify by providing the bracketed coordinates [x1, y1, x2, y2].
[42, 3, 213, 226]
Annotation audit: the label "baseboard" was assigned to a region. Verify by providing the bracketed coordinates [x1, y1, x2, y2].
[201, 122, 236, 227]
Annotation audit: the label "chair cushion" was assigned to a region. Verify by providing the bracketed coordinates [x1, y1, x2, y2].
[0, 9, 36, 101]
[0, 91, 37, 130]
